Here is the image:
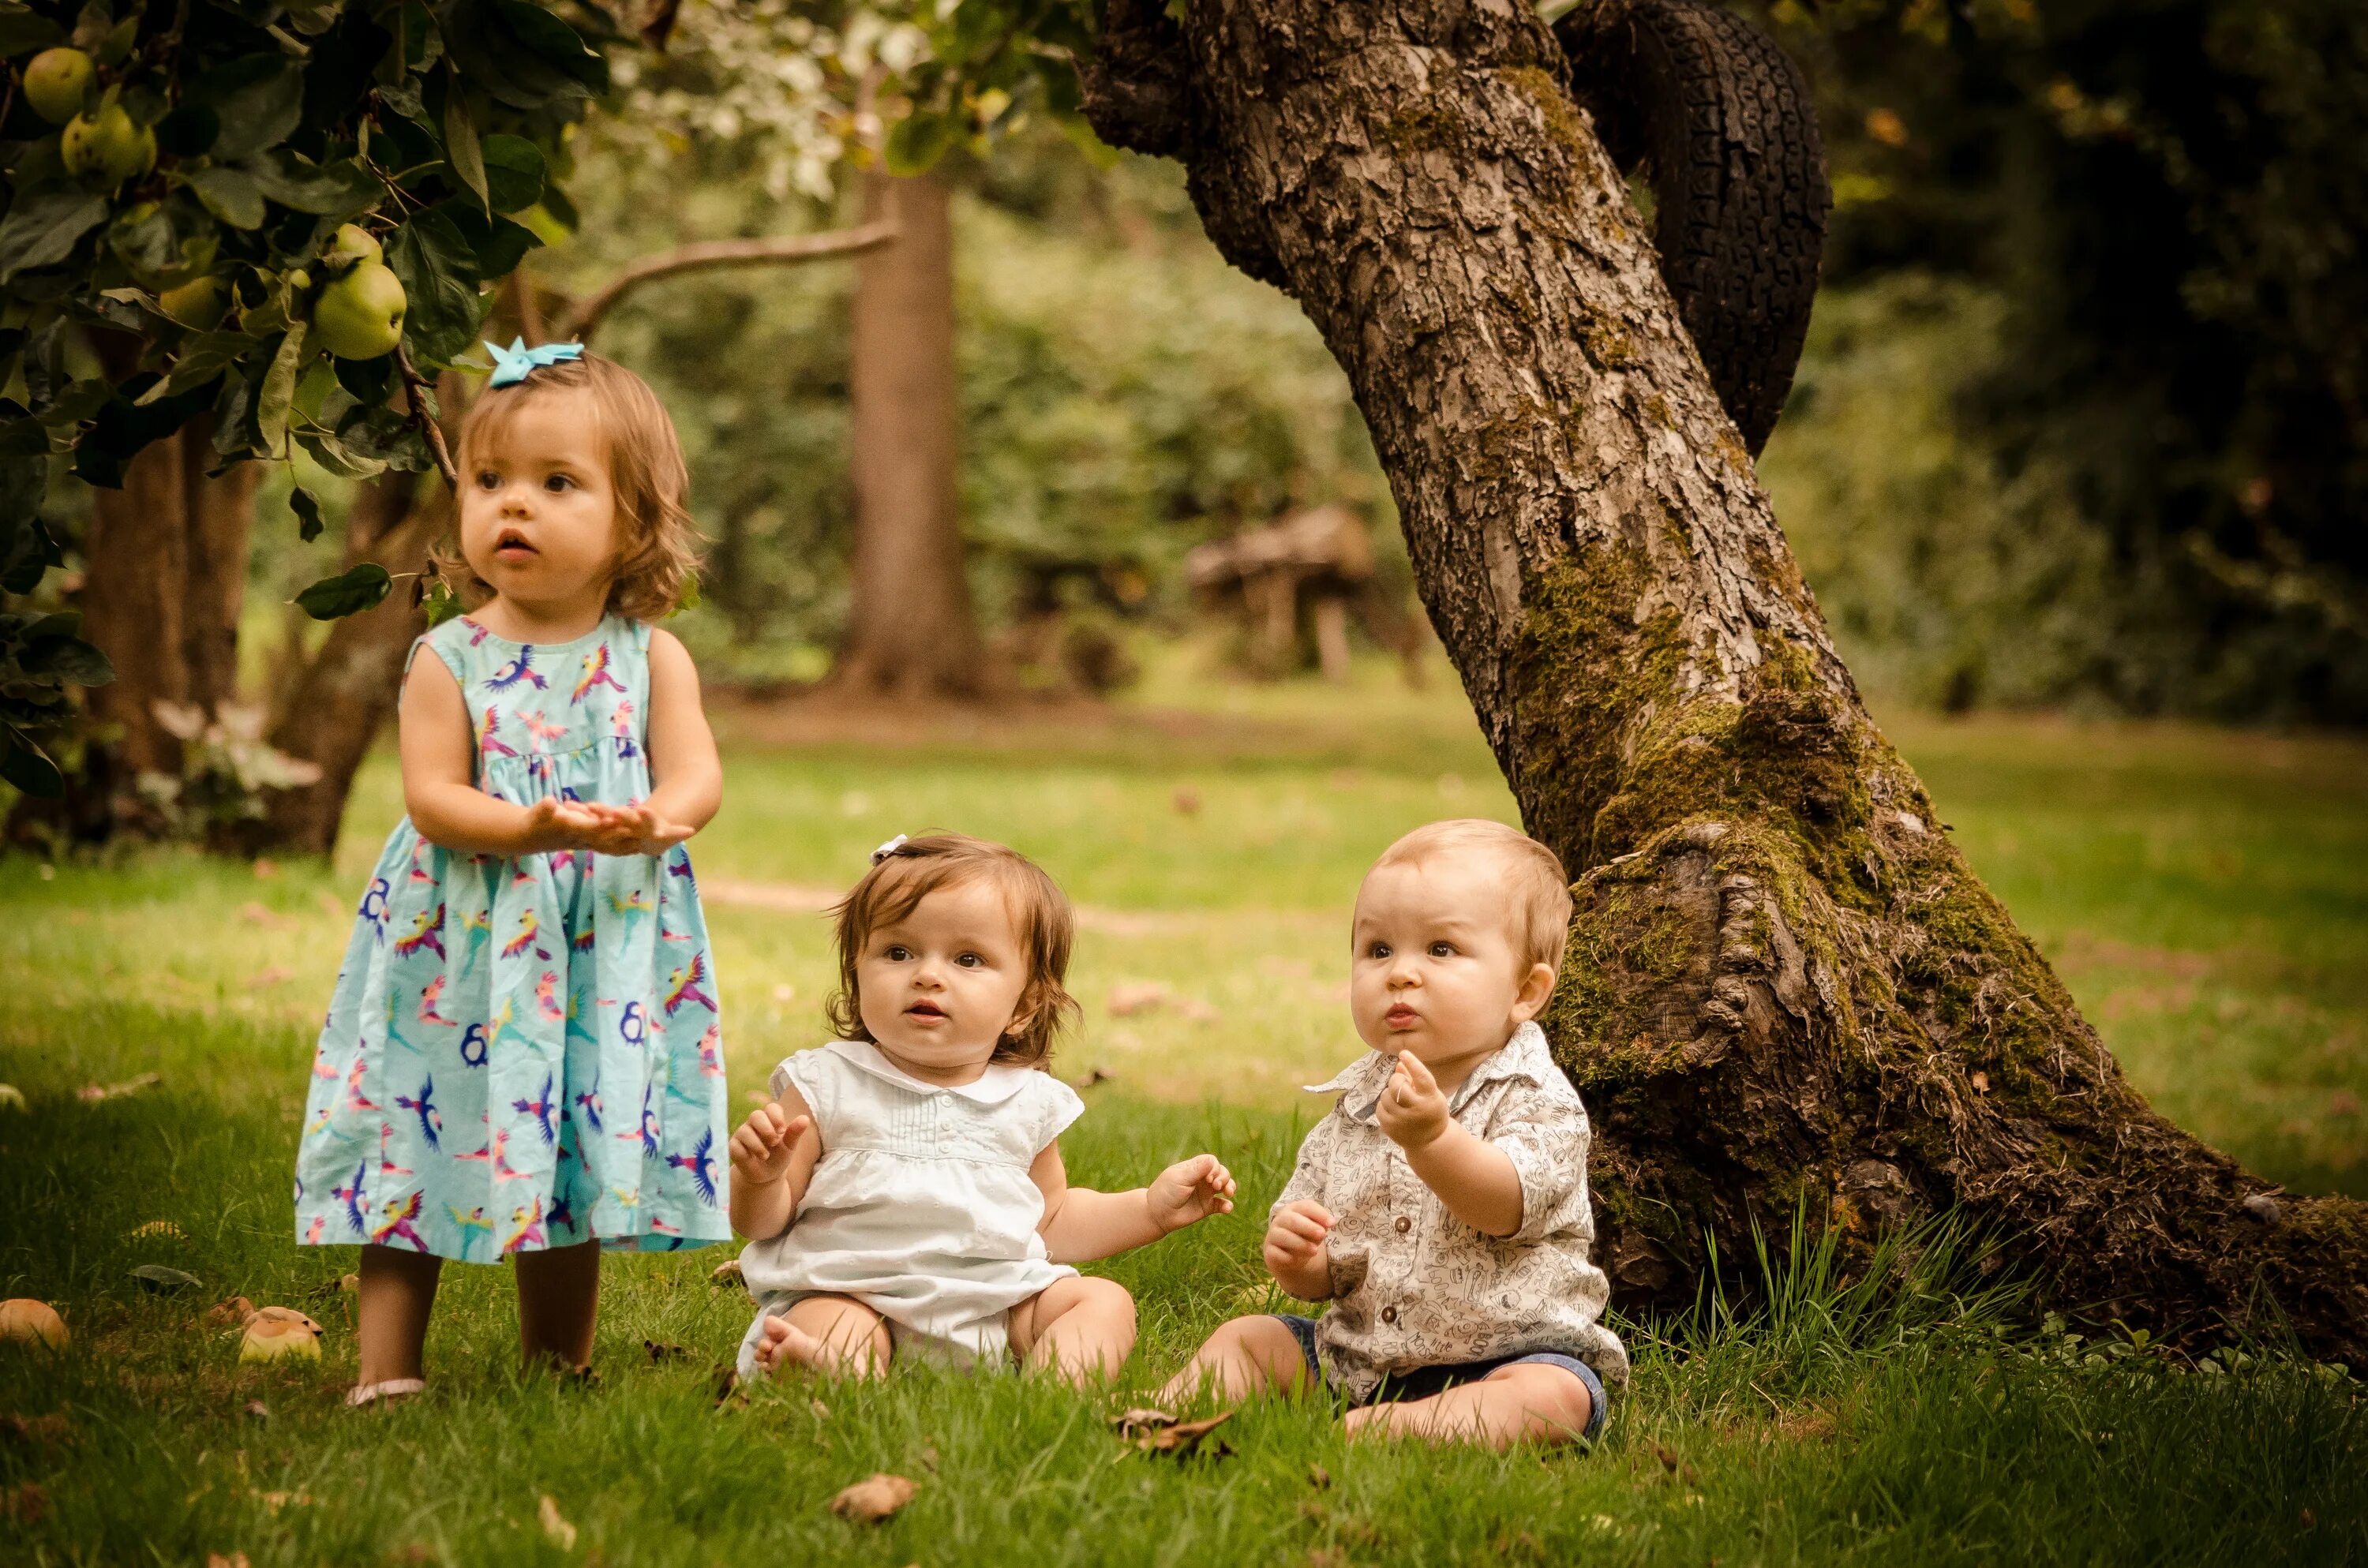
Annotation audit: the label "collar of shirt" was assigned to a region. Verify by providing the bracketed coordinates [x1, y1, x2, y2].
[825, 1038, 1037, 1105]
[1302, 1020, 1555, 1125]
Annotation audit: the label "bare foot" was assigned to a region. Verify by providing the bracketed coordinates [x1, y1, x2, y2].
[753, 1312, 884, 1378]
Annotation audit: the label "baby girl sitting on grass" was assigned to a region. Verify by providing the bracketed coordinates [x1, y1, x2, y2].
[1161, 818, 1628, 1446]
[729, 832, 1237, 1383]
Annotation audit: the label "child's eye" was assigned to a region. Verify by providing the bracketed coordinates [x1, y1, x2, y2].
[882, 945, 912, 962]
[543, 473, 573, 493]
[474, 470, 500, 490]
[1429, 941, 1457, 958]
[1366, 941, 1392, 960]
[955, 952, 982, 968]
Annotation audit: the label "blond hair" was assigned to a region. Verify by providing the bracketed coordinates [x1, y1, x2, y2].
[825, 833, 1080, 1068]
[1370, 819, 1575, 975]
[433, 353, 701, 622]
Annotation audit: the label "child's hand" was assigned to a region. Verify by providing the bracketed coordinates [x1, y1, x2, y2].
[578, 801, 696, 859]
[1145, 1154, 1237, 1234]
[519, 796, 602, 855]
[1376, 1050, 1452, 1151]
[729, 1102, 811, 1187]
[1263, 1199, 1333, 1278]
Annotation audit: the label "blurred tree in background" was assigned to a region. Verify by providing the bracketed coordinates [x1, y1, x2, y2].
[1756, 0, 2368, 723]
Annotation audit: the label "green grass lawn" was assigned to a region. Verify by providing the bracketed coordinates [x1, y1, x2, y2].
[2, 650, 2364, 1563]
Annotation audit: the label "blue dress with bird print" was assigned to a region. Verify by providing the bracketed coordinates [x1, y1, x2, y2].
[294, 613, 731, 1263]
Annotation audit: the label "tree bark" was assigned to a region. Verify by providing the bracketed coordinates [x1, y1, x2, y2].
[831, 168, 989, 698]
[19, 414, 260, 841]
[1082, 0, 2367, 1359]
[239, 473, 434, 856]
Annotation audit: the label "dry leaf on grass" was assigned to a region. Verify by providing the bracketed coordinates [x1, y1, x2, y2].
[127, 1220, 187, 1242]
[6, 1480, 48, 1524]
[129, 1264, 201, 1294]
[642, 1338, 688, 1362]
[206, 1297, 258, 1327]
[251, 859, 279, 881]
[79, 1072, 161, 1102]
[1107, 981, 1174, 1016]
[1, 1413, 71, 1448]
[244, 1401, 270, 1421]
[238, 903, 293, 930]
[257, 1491, 313, 1513]
[1650, 1442, 1700, 1484]
[809, 1398, 830, 1421]
[538, 1494, 577, 1549]
[710, 1364, 744, 1409]
[204, 1554, 248, 1568]
[0, 1083, 23, 1111]
[1308, 1463, 1331, 1490]
[829, 1473, 918, 1523]
[1132, 1411, 1235, 1458]
[709, 1258, 744, 1287]
[1111, 1406, 1176, 1439]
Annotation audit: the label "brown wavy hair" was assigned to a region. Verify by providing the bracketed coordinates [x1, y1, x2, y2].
[430, 352, 701, 621]
[824, 833, 1079, 1068]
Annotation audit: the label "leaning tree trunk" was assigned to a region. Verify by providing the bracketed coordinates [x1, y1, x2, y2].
[238, 473, 435, 855]
[1081, 0, 2367, 1358]
[831, 168, 989, 698]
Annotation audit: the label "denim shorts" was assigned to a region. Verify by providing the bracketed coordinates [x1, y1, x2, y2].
[1275, 1315, 1607, 1440]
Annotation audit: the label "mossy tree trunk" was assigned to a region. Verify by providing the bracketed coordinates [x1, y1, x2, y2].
[1081, 0, 2367, 1358]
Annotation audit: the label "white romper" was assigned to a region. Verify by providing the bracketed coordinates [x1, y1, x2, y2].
[735, 1038, 1085, 1374]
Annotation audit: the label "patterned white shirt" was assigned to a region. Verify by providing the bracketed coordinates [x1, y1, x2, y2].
[1275, 1021, 1630, 1401]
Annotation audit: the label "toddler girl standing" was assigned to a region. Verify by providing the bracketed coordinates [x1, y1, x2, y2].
[295, 342, 732, 1404]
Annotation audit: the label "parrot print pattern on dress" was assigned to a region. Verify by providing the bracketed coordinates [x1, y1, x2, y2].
[295, 616, 730, 1263]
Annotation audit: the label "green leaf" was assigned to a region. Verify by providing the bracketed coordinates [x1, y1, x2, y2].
[257, 324, 308, 456]
[296, 428, 387, 482]
[419, 574, 461, 627]
[443, 78, 489, 211]
[384, 207, 485, 364]
[193, 56, 307, 163]
[0, 7, 65, 56]
[0, 727, 62, 799]
[886, 110, 964, 176]
[480, 133, 544, 213]
[295, 560, 393, 619]
[437, 0, 607, 111]
[0, 185, 109, 286]
[244, 150, 380, 218]
[150, 330, 262, 402]
[182, 166, 267, 230]
[290, 483, 324, 541]
[433, 198, 541, 280]
[20, 623, 112, 687]
[1, 507, 61, 596]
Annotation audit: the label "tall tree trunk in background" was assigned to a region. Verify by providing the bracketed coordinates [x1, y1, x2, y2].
[238, 473, 435, 856]
[1083, 0, 2367, 1359]
[832, 169, 987, 697]
[17, 415, 260, 841]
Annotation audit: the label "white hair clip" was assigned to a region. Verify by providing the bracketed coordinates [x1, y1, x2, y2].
[870, 834, 910, 865]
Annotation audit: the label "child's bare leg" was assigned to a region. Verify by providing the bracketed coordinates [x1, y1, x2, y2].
[1010, 1276, 1136, 1384]
[1156, 1315, 1314, 1407]
[515, 1237, 601, 1371]
[755, 1295, 891, 1379]
[355, 1243, 442, 1386]
[1343, 1364, 1593, 1450]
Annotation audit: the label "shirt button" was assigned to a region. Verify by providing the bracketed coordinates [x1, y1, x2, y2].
[1394, 1216, 1411, 1235]
[1381, 1305, 1397, 1325]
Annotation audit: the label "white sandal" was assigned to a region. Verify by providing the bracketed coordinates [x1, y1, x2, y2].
[346, 1378, 426, 1407]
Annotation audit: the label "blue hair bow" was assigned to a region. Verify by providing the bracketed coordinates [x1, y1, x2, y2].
[485, 337, 585, 387]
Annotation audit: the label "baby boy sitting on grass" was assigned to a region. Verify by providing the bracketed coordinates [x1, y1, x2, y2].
[1160, 819, 1628, 1447]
